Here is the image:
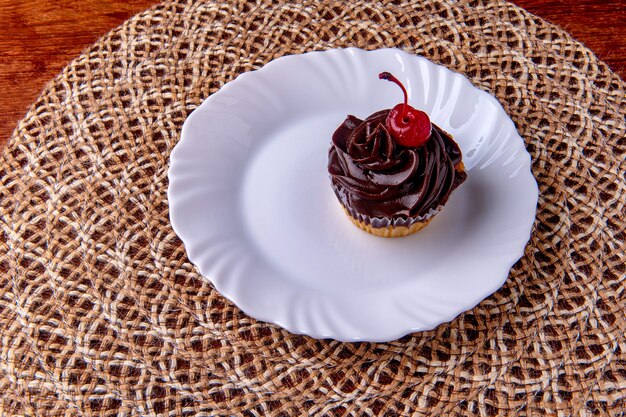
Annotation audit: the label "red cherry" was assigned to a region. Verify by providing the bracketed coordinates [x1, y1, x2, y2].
[379, 72, 431, 147]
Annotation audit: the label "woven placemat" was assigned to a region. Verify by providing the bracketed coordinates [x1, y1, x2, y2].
[1, 0, 625, 415]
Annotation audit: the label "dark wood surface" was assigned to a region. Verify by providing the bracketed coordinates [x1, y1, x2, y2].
[0, 0, 624, 149]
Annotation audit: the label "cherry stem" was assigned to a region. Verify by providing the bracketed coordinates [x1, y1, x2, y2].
[379, 72, 408, 122]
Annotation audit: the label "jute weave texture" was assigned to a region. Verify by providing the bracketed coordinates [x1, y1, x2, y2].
[1, 0, 625, 415]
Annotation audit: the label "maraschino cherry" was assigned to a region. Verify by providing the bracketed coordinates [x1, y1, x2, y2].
[379, 72, 431, 147]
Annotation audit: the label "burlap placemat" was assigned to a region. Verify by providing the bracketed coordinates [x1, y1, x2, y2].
[1, 0, 625, 415]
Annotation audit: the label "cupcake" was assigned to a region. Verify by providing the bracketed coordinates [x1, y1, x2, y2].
[328, 72, 467, 237]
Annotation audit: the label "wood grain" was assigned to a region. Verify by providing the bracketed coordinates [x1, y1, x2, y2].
[0, 0, 157, 148]
[0, 0, 624, 149]
[513, 0, 626, 74]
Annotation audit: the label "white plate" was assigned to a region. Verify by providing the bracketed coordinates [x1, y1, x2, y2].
[168, 48, 538, 342]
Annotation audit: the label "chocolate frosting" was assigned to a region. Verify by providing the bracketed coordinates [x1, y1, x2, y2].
[328, 109, 466, 221]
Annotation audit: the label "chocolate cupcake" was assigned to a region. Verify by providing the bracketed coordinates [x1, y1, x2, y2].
[328, 72, 467, 237]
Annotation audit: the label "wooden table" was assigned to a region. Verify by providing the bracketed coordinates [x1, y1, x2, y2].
[1, 0, 624, 149]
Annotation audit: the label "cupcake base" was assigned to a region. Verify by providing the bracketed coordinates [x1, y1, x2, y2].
[343, 208, 433, 238]
[335, 160, 466, 238]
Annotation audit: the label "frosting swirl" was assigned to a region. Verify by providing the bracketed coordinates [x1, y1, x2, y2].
[328, 110, 466, 220]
